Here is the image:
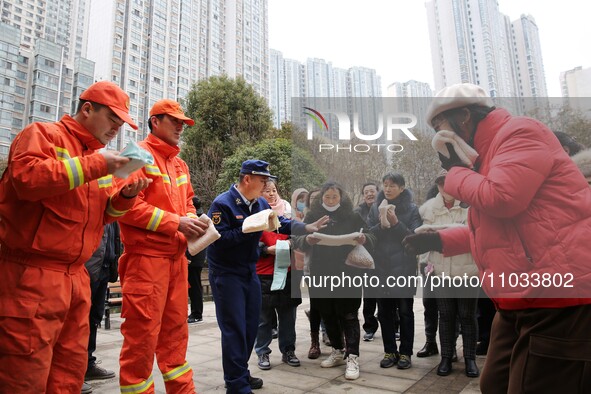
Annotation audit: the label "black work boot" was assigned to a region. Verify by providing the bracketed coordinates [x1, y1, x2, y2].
[436, 357, 453, 376]
[465, 358, 480, 377]
[416, 341, 438, 358]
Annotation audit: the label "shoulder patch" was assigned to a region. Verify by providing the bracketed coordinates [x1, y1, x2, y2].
[212, 212, 221, 225]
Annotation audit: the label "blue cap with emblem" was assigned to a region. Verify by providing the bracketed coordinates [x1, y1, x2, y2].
[240, 159, 277, 179]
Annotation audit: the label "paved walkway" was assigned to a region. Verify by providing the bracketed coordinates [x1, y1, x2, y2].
[90, 298, 484, 393]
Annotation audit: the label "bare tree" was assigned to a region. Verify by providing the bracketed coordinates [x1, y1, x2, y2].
[527, 103, 591, 149]
[0, 157, 7, 175]
[183, 142, 225, 208]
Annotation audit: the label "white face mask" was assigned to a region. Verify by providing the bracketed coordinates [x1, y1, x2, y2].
[322, 203, 340, 212]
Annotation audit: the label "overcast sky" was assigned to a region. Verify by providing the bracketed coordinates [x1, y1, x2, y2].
[268, 0, 591, 96]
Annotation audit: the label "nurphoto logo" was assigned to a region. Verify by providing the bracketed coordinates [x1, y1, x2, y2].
[304, 105, 419, 153]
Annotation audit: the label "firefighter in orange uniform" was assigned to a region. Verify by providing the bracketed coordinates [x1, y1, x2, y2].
[0, 81, 150, 393]
[117, 99, 208, 394]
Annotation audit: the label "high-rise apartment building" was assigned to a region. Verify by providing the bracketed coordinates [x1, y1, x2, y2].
[331, 67, 349, 98]
[0, 0, 270, 154]
[349, 67, 382, 136]
[0, 23, 23, 155]
[387, 80, 433, 98]
[426, 0, 547, 110]
[87, 0, 269, 149]
[387, 80, 433, 133]
[269, 49, 305, 128]
[511, 14, 547, 98]
[1, 0, 89, 60]
[349, 67, 381, 98]
[305, 58, 335, 98]
[88, 0, 205, 148]
[227, 0, 269, 98]
[0, 0, 94, 155]
[560, 66, 591, 115]
[560, 66, 591, 98]
[269, 51, 382, 136]
[426, 0, 516, 97]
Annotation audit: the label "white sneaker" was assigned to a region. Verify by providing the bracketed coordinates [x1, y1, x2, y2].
[345, 354, 360, 380]
[320, 348, 345, 368]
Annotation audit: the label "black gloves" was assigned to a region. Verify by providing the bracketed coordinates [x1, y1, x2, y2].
[438, 143, 468, 171]
[402, 232, 443, 255]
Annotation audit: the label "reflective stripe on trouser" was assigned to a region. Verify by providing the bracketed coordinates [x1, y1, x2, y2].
[120, 375, 154, 393]
[118, 253, 195, 394]
[0, 259, 90, 394]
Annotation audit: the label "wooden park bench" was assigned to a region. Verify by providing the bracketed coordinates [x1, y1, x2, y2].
[104, 281, 122, 330]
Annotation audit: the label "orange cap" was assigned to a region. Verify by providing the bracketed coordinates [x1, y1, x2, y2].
[149, 99, 195, 126]
[79, 81, 138, 130]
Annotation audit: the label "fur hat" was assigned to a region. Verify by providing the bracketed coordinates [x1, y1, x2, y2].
[426, 83, 494, 127]
[571, 148, 591, 178]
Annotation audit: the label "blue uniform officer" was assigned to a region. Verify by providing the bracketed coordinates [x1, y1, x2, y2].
[207, 160, 327, 394]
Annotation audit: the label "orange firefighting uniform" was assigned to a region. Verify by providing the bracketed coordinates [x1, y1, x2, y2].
[0, 115, 135, 393]
[117, 133, 197, 394]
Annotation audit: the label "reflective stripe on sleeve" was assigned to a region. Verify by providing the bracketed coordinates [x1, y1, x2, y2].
[55, 146, 71, 160]
[145, 165, 160, 175]
[63, 157, 84, 189]
[176, 174, 188, 187]
[106, 198, 128, 218]
[146, 208, 164, 231]
[98, 175, 113, 188]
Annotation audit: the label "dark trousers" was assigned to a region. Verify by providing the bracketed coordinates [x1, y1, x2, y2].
[362, 296, 379, 334]
[477, 296, 496, 343]
[480, 304, 591, 394]
[378, 298, 414, 356]
[210, 271, 261, 394]
[437, 297, 478, 359]
[317, 297, 361, 357]
[309, 297, 322, 332]
[422, 281, 438, 342]
[188, 264, 203, 319]
[88, 269, 109, 367]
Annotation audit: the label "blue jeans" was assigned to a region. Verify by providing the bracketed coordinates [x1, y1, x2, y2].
[255, 303, 297, 356]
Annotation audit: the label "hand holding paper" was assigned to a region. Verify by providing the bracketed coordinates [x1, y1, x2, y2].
[378, 199, 396, 228]
[112, 141, 155, 179]
[187, 214, 221, 256]
[242, 209, 281, 233]
[310, 231, 363, 246]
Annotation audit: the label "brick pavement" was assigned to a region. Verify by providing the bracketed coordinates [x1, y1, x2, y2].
[88, 298, 484, 393]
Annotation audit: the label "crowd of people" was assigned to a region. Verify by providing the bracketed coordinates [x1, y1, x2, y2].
[0, 81, 590, 394]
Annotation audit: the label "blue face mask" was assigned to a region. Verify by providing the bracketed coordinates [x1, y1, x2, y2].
[296, 201, 306, 212]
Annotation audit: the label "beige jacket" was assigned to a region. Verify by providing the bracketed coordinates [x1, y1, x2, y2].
[419, 194, 478, 278]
